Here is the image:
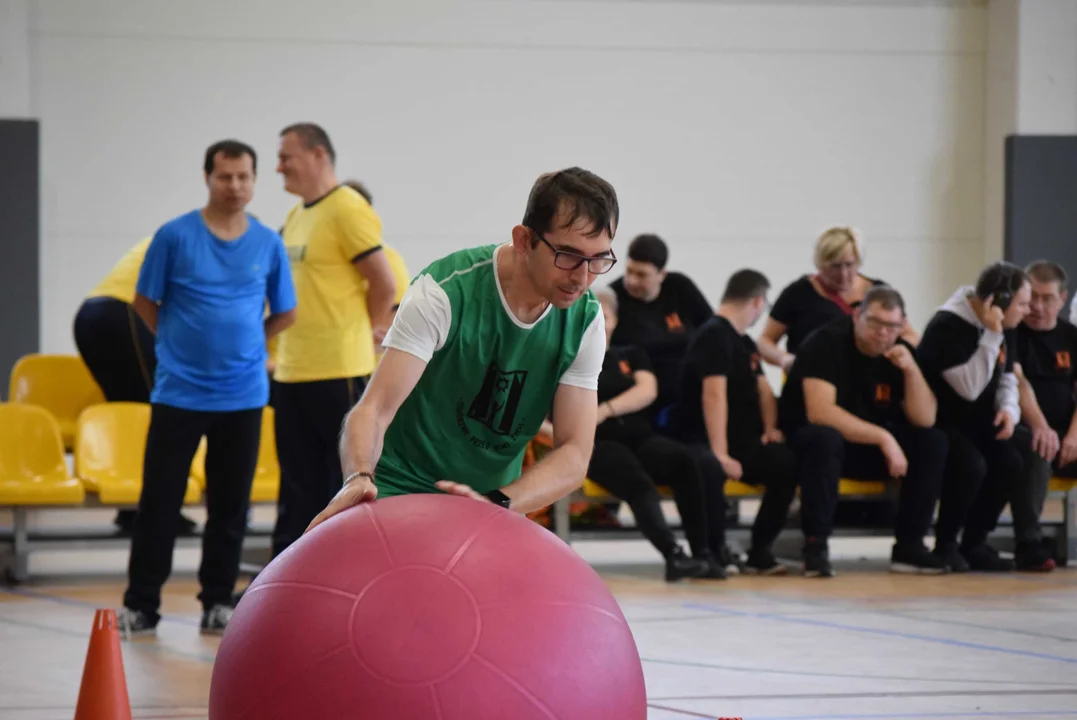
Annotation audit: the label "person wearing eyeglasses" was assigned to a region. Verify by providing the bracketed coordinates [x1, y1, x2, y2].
[758, 226, 919, 375]
[778, 286, 948, 577]
[306, 167, 619, 528]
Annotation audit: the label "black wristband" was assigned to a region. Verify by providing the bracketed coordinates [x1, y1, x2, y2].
[484, 489, 512, 509]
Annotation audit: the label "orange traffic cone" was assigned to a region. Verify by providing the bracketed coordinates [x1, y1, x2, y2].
[74, 609, 132, 720]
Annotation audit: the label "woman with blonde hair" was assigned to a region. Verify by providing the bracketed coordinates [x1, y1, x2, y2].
[758, 226, 918, 372]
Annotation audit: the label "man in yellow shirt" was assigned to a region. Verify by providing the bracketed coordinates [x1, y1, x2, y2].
[342, 179, 412, 356]
[271, 124, 397, 557]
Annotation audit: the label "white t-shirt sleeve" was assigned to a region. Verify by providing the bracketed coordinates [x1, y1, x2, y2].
[558, 307, 606, 390]
[381, 273, 452, 362]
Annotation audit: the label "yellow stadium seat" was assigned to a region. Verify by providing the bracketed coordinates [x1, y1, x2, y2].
[8, 354, 105, 450]
[0, 404, 85, 505]
[75, 402, 201, 505]
[190, 407, 280, 503]
[1049, 477, 1077, 494]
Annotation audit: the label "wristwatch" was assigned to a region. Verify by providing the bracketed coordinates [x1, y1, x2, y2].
[484, 489, 512, 509]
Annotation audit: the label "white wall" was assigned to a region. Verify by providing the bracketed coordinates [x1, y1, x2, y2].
[34, 0, 987, 354]
[0, 0, 32, 117]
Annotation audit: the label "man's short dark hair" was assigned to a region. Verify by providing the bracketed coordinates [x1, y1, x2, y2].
[974, 261, 1029, 299]
[861, 285, 906, 315]
[626, 234, 668, 271]
[522, 167, 618, 243]
[343, 179, 373, 205]
[1025, 260, 1068, 292]
[204, 139, 257, 175]
[280, 122, 336, 164]
[721, 269, 769, 303]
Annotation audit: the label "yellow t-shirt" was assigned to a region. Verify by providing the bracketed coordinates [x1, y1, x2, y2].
[87, 237, 152, 304]
[275, 186, 384, 382]
[381, 245, 411, 308]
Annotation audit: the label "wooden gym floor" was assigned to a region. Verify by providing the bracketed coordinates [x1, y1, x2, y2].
[2, 507, 1077, 720]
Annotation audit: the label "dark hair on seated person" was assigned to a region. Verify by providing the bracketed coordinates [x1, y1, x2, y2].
[861, 285, 906, 315]
[203, 139, 257, 175]
[1025, 260, 1068, 292]
[974, 261, 1029, 299]
[627, 234, 668, 271]
[721, 269, 770, 303]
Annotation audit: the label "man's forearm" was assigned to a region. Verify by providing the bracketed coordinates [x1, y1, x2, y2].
[703, 394, 730, 457]
[339, 402, 387, 478]
[132, 295, 158, 334]
[264, 310, 295, 342]
[760, 388, 778, 433]
[902, 367, 937, 427]
[810, 404, 888, 446]
[505, 442, 590, 514]
[367, 280, 397, 335]
[1018, 374, 1050, 430]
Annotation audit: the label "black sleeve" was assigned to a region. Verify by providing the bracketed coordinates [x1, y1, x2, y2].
[794, 333, 840, 387]
[625, 345, 653, 374]
[688, 325, 731, 379]
[672, 274, 714, 328]
[769, 277, 804, 327]
[917, 314, 980, 373]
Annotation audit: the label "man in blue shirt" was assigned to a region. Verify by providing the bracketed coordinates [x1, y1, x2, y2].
[119, 139, 297, 638]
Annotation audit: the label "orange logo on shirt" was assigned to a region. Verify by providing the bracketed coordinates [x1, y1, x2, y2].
[618, 360, 632, 375]
[1058, 351, 1072, 370]
[998, 344, 1006, 367]
[665, 312, 684, 331]
[750, 353, 761, 372]
[875, 383, 891, 404]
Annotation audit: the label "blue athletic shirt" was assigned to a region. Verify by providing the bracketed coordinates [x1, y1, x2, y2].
[137, 209, 297, 412]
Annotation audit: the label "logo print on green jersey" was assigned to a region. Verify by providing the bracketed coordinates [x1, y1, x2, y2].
[467, 363, 528, 435]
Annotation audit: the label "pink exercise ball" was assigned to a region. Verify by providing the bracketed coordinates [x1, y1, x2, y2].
[209, 493, 647, 719]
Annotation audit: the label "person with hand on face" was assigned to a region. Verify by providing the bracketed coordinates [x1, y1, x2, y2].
[779, 286, 948, 577]
[306, 167, 617, 531]
[1011, 261, 1077, 571]
[917, 262, 1032, 572]
[672, 269, 800, 577]
[270, 124, 398, 559]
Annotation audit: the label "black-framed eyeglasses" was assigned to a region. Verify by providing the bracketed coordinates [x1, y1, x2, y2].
[530, 229, 617, 275]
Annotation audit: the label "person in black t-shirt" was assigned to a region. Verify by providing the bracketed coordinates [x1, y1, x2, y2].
[779, 286, 948, 577]
[609, 234, 713, 425]
[917, 262, 1032, 573]
[571, 288, 711, 582]
[758, 226, 919, 373]
[672, 269, 798, 576]
[1011, 261, 1077, 571]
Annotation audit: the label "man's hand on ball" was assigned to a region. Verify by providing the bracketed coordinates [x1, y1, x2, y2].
[305, 475, 378, 533]
[436, 481, 492, 503]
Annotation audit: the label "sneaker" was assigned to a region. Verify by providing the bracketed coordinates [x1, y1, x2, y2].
[200, 604, 234, 636]
[961, 543, 1015, 572]
[933, 542, 969, 573]
[803, 539, 834, 578]
[714, 545, 742, 577]
[1014, 543, 1056, 573]
[744, 547, 789, 576]
[665, 547, 711, 582]
[890, 543, 948, 575]
[695, 552, 729, 580]
[117, 607, 157, 639]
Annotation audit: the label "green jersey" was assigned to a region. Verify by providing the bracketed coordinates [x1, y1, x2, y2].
[375, 244, 604, 497]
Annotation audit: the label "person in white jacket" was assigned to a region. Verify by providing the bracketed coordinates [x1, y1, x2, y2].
[916, 262, 1031, 572]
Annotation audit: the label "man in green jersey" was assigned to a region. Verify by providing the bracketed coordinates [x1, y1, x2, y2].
[305, 167, 617, 528]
